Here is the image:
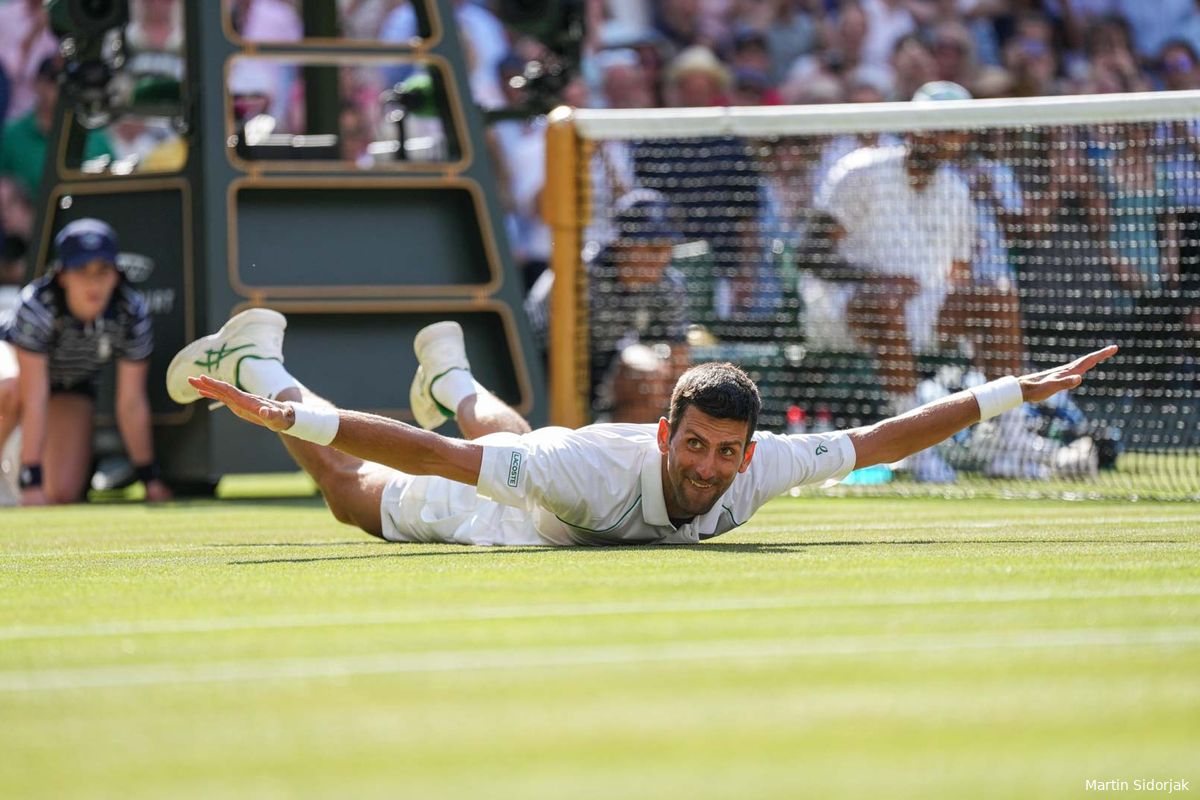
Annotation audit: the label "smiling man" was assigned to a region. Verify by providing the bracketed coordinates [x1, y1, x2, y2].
[167, 310, 1115, 546]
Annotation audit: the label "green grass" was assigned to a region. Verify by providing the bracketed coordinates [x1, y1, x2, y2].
[2, 488, 1198, 799]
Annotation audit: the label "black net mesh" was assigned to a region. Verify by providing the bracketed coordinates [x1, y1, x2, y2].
[575, 119, 1200, 499]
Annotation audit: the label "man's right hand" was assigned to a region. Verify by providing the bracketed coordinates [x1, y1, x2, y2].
[188, 375, 296, 434]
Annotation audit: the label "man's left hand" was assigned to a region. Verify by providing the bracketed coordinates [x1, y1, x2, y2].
[1019, 345, 1119, 404]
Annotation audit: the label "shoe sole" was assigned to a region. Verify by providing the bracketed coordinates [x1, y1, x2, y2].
[412, 321, 465, 363]
[167, 308, 286, 404]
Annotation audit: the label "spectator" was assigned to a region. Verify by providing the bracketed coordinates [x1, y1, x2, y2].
[652, 46, 764, 323]
[491, 56, 551, 291]
[1077, 15, 1152, 93]
[338, 0, 405, 39]
[655, 0, 705, 53]
[589, 190, 690, 422]
[231, 0, 303, 132]
[0, 59, 115, 202]
[890, 33, 938, 100]
[381, 0, 509, 109]
[586, 50, 653, 249]
[1003, 12, 1069, 96]
[1156, 39, 1200, 90]
[799, 82, 1032, 481]
[0, 219, 171, 505]
[663, 45, 733, 107]
[860, 0, 917, 70]
[1109, 0, 1198, 60]
[0, 0, 59, 123]
[761, 0, 822, 84]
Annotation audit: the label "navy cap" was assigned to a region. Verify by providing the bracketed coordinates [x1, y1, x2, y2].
[614, 189, 681, 243]
[54, 218, 119, 270]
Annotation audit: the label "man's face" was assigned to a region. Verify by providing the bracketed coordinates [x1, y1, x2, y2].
[615, 240, 673, 285]
[603, 65, 653, 109]
[658, 406, 756, 520]
[57, 260, 120, 322]
[672, 72, 723, 108]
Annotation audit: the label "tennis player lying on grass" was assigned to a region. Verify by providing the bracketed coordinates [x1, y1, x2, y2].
[167, 310, 1117, 546]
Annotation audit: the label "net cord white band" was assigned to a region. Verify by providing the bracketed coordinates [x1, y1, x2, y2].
[284, 403, 340, 446]
[970, 377, 1025, 421]
[569, 89, 1200, 140]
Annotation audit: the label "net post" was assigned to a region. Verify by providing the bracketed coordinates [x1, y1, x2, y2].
[544, 105, 589, 428]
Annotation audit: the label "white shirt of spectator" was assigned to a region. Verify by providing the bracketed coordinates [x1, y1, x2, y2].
[471, 423, 857, 546]
[808, 144, 975, 353]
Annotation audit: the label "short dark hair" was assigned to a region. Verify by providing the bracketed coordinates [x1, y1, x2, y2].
[667, 362, 761, 443]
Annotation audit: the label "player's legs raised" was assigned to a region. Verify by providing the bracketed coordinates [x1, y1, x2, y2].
[166, 309, 389, 537]
[409, 321, 531, 439]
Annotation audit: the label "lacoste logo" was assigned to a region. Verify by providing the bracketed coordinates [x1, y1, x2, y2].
[815, 444, 828, 455]
[507, 452, 522, 487]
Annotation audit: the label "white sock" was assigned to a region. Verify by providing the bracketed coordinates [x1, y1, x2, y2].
[430, 369, 486, 415]
[240, 358, 300, 399]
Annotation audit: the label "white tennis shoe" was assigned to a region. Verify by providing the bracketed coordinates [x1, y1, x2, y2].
[409, 321, 471, 430]
[166, 308, 287, 404]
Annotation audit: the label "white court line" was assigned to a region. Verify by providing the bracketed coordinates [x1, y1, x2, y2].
[3, 514, 1198, 560]
[3, 586, 1198, 642]
[1, 626, 1197, 693]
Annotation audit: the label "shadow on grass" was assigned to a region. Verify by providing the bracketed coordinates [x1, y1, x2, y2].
[226, 537, 1184, 565]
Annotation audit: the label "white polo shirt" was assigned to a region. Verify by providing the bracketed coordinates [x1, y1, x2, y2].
[473, 423, 857, 546]
[816, 144, 974, 287]
[804, 144, 975, 352]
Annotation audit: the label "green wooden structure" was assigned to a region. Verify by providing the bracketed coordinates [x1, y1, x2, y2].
[32, 1, 545, 491]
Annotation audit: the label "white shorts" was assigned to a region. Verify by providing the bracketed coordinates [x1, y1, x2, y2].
[378, 433, 547, 547]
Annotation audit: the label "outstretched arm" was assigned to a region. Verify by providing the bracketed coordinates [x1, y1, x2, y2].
[848, 346, 1118, 469]
[188, 375, 483, 485]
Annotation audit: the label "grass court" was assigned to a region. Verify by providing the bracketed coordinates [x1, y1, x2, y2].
[2, 483, 1198, 798]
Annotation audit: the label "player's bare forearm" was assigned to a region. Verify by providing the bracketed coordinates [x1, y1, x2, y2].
[188, 375, 482, 485]
[329, 410, 482, 485]
[849, 345, 1118, 468]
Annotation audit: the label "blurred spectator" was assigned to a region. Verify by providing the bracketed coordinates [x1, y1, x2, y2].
[891, 33, 938, 99]
[760, 0, 822, 84]
[338, 0, 405, 39]
[1076, 15, 1151, 94]
[381, 0, 509, 109]
[1003, 11, 1069, 96]
[230, 0, 304, 39]
[1157, 39, 1200, 91]
[653, 46, 765, 322]
[231, 0, 303, 132]
[1109, 0, 1197, 60]
[589, 190, 690, 422]
[1, 59, 114, 202]
[728, 29, 774, 76]
[799, 82, 1034, 479]
[730, 67, 781, 104]
[664, 45, 732, 106]
[491, 56, 551, 291]
[0, 0, 59, 123]
[655, 0, 705, 52]
[861, 0, 918, 70]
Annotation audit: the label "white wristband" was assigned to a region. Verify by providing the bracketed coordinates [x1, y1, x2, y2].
[970, 376, 1024, 421]
[284, 403, 339, 445]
